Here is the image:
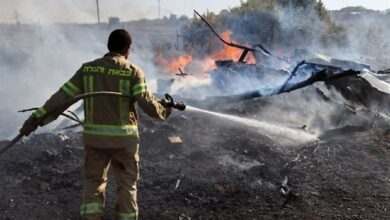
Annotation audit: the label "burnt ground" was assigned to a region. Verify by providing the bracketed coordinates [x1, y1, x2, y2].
[0, 81, 390, 219]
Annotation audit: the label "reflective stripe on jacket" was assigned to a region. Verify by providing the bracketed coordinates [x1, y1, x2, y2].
[32, 52, 168, 149]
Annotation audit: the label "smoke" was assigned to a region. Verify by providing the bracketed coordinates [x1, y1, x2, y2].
[0, 24, 106, 138]
[0, 0, 156, 24]
[341, 12, 390, 70]
[169, 3, 390, 137]
[1, 1, 390, 145]
[0, 22, 169, 139]
[186, 105, 318, 145]
[249, 87, 348, 134]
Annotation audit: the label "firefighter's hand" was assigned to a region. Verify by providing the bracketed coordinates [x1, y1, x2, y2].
[165, 107, 172, 118]
[20, 116, 41, 136]
[159, 99, 168, 107]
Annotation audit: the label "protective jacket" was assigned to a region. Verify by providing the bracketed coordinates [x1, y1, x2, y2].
[31, 52, 168, 149]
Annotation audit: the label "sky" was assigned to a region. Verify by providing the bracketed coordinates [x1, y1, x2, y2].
[0, 0, 388, 23]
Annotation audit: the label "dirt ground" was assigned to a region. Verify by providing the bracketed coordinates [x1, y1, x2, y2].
[0, 86, 389, 220]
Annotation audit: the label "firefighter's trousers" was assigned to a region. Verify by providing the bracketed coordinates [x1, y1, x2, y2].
[80, 145, 139, 220]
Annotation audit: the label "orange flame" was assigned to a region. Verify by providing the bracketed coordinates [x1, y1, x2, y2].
[155, 52, 193, 74]
[198, 30, 256, 72]
[155, 30, 256, 75]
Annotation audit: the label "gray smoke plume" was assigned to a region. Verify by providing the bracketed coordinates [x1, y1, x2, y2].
[170, 3, 390, 139]
[0, 22, 171, 139]
[0, 24, 105, 138]
[1, 1, 389, 144]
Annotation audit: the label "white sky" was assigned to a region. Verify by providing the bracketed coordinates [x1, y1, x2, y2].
[0, 0, 388, 23]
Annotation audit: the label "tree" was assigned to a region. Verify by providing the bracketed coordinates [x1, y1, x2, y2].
[182, 0, 346, 52]
[231, 0, 279, 14]
[315, 0, 332, 24]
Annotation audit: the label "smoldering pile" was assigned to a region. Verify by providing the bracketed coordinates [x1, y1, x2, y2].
[151, 8, 390, 147]
[1, 76, 390, 219]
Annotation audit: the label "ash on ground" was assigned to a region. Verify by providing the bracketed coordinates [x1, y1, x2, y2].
[1, 77, 390, 220]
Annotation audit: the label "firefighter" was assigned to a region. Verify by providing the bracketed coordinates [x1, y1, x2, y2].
[19, 29, 171, 220]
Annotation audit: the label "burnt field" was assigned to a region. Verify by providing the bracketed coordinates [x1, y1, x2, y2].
[1, 1, 390, 219]
[1, 77, 390, 220]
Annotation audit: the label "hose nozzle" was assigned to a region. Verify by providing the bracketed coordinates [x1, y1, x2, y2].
[163, 94, 186, 111]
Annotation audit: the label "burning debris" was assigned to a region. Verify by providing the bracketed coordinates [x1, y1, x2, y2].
[1, 1, 390, 219]
[154, 10, 388, 104]
[1, 92, 390, 219]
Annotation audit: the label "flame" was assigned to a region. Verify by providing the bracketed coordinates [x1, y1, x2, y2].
[155, 29, 256, 76]
[155, 52, 193, 74]
[211, 30, 244, 59]
[200, 30, 256, 71]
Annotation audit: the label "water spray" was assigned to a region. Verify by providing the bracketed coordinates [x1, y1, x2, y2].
[185, 106, 318, 145]
[0, 92, 186, 157]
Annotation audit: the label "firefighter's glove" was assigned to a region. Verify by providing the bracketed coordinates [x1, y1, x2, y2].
[159, 99, 168, 107]
[159, 99, 172, 118]
[165, 106, 172, 119]
[20, 116, 41, 136]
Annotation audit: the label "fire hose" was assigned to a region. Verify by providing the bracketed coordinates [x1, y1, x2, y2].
[0, 92, 185, 157]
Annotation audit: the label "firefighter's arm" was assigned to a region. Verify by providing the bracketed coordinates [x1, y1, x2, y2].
[20, 68, 84, 135]
[132, 70, 171, 120]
